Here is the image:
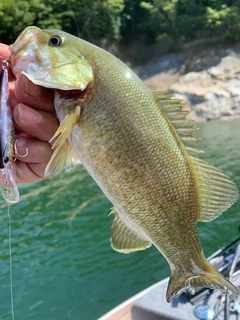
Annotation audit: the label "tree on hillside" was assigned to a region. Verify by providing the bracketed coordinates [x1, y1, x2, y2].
[0, 0, 240, 45]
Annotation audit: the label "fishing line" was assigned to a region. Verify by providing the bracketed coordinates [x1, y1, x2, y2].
[7, 202, 15, 320]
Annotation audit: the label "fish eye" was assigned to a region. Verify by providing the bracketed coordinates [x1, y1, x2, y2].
[49, 35, 62, 47]
[3, 157, 9, 164]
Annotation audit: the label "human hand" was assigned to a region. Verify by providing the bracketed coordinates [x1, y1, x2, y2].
[0, 43, 59, 183]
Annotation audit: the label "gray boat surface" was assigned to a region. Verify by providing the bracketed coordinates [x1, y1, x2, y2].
[99, 235, 240, 320]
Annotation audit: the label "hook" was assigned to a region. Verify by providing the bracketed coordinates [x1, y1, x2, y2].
[14, 139, 29, 158]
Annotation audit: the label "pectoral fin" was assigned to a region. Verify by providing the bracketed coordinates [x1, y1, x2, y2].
[110, 208, 152, 253]
[50, 106, 81, 149]
[45, 106, 81, 177]
[45, 140, 81, 176]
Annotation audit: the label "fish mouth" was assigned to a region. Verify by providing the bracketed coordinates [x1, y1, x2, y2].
[55, 81, 93, 103]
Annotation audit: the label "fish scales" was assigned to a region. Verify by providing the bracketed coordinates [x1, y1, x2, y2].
[9, 26, 239, 301]
[75, 77, 196, 251]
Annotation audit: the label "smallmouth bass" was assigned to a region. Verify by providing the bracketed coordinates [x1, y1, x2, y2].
[9, 26, 239, 301]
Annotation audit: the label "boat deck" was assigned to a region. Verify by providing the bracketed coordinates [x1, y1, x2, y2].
[100, 238, 240, 320]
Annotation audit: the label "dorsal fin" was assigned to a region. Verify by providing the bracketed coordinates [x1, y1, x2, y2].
[191, 156, 238, 222]
[152, 91, 203, 156]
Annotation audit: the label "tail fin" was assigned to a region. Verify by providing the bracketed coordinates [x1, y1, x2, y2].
[166, 262, 239, 302]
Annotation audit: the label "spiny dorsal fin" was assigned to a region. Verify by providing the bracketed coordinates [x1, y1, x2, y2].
[110, 207, 152, 253]
[152, 91, 202, 155]
[186, 147, 203, 157]
[191, 156, 239, 222]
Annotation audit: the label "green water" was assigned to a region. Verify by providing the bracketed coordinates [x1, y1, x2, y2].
[1, 120, 240, 320]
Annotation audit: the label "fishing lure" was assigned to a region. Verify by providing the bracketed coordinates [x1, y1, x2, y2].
[0, 60, 19, 203]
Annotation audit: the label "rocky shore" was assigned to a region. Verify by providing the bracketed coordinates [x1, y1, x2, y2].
[135, 44, 240, 121]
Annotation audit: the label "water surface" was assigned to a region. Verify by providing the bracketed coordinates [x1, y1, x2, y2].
[0, 120, 240, 320]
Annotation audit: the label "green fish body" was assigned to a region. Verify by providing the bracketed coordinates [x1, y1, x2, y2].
[9, 26, 239, 301]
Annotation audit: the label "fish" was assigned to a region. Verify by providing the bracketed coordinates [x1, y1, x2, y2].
[0, 60, 19, 203]
[9, 26, 239, 301]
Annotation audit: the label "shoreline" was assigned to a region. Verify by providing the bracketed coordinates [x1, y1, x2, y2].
[133, 43, 240, 121]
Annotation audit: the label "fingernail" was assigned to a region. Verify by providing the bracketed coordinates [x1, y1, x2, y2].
[18, 103, 43, 123]
[24, 76, 42, 97]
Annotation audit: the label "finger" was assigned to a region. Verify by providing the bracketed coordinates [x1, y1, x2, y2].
[9, 83, 18, 109]
[14, 74, 54, 112]
[0, 43, 10, 59]
[14, 161, 48, 183]
[13, 103, 59, 141]
[14, 136, 53, 182]
[0, 44, 15, 81]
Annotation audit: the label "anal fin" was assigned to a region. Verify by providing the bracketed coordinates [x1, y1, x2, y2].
[110, 207, 152, 253]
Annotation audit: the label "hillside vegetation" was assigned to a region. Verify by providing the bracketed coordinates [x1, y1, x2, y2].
[1, 0, 240, 47]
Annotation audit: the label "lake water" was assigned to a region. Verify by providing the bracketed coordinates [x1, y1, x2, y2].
[1, 120, 240, 320]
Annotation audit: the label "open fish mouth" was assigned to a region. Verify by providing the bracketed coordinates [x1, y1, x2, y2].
[55, 81, 93, 103]
[56, 87, 88, 100]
